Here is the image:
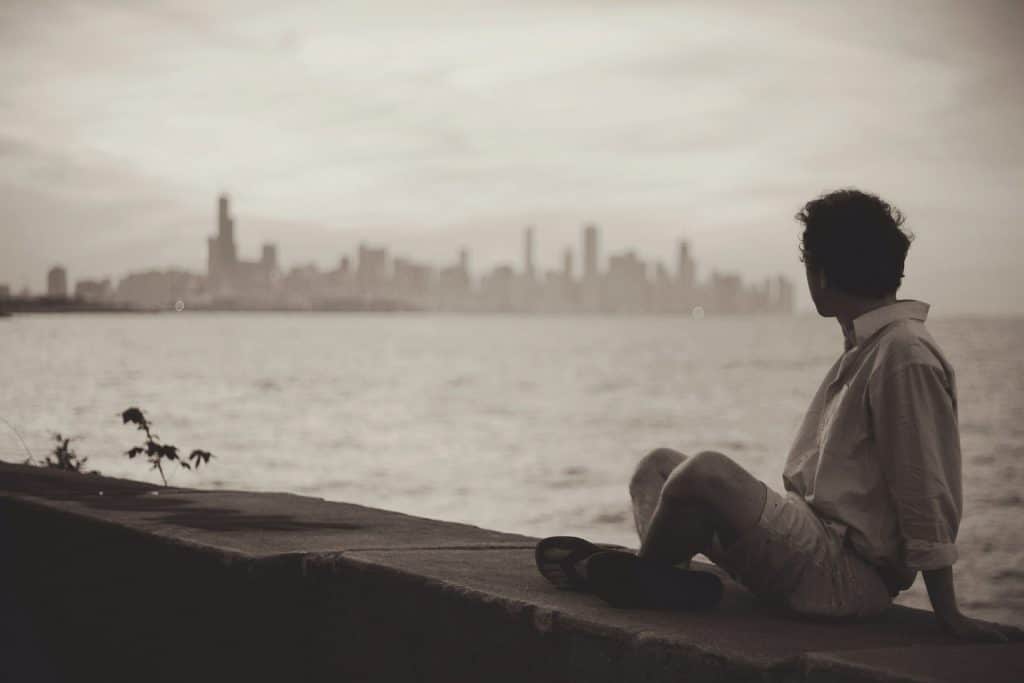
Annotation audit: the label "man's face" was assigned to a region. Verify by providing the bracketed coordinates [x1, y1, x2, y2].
[804, 262, 833, 317]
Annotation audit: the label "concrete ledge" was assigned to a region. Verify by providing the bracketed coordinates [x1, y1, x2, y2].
[1, 461, 1020, 682]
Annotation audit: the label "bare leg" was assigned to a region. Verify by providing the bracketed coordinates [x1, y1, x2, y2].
[630, 449, 768, 566]
[630, 448, 684, 540]
[629, 448, 716, 566]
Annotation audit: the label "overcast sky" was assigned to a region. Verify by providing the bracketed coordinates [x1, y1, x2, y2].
[1, 0, 1022, 313]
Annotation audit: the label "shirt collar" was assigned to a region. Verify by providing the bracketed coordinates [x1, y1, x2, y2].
[845, 300, 930, 349]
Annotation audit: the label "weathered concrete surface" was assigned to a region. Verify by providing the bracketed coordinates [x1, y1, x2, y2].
[0, 460, 534, 555]
[334, 548, 959, 679]
[2, 461, 1021, 683]
[800, 645, 1024, 683]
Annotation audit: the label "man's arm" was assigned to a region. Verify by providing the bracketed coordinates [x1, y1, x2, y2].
[923, 567, 1022, 642]
[870, 362, 1014, 641]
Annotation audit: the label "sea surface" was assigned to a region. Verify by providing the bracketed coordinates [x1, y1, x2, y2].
[1, 312, 1021, 627]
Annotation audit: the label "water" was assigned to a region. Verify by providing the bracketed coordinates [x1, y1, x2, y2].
[1, 312, 1021, 627]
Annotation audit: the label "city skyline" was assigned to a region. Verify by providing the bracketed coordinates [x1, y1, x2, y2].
[10, 193, 795, 315]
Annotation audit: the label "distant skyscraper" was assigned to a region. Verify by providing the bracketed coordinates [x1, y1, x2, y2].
[47, 266, 67, 298]
[438, 248, 472, 310]
[562, 247, 573, 280]
[709, 270, 742, 314]
[357, 244, 389, 296]
[776, 275, 795, 313]
[261, 244, 278, 272]
[206, 194, 276, 301]
[208, 193, 238, 294]
[524, 226, 535, 280]
[582, 224, 601, 311]
[75, 278, 112, 302]
[583, 224, 599, 281]
[606, 251, 648, 312]
[218, 194, 235, 250]
[392, 257, 433, 304]
[677, 241, 695, 289]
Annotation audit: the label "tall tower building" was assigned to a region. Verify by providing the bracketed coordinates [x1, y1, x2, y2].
[677, 241, 695, 290]
[218, 194, 235, 253]
[261, 244, 278, 272]
[582, 224, 600, 311]
[47, 266, 67, 298]
[583, 224, 599, 281]
[562, 247, 573, 280]
[524, 227, 535, 280]
[208, 193, 239, 294]
[356, 243, 389, 296]
[776, 275, 795, 313]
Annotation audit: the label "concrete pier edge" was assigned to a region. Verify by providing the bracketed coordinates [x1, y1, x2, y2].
[2, 461, 1021, 683]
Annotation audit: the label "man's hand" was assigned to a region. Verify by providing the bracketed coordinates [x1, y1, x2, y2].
[922, 566, 1024, 643]
[942, 614, 1015, 643]
[940, 613, 1024, 643]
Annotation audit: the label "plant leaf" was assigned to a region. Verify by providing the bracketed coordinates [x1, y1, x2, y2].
[121, 407, 147, 429]
[188, 450, 213, 468]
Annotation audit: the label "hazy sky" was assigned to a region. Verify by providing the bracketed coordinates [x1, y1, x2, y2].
[2, 0, 1022, 313]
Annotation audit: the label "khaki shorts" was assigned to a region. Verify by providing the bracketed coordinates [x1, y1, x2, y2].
[706, 485, 892, 618]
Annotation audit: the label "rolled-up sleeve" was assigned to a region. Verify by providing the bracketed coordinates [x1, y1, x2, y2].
[870, 362, 963, 571]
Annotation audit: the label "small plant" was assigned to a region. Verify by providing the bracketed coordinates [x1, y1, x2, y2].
[45, 433, 88, 472]
[121, 407, 213, 486]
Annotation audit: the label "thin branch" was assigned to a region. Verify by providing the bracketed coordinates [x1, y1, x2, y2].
[0, 415, 35, 463]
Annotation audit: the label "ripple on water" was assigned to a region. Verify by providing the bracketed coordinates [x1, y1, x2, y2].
[591, 509, 629, 525]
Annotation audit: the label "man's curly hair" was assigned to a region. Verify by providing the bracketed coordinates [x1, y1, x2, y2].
[796, 189, 913, 298]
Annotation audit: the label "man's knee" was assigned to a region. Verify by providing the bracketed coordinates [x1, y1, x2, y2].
[661, 450, 734, 504]
[630, 447, 685, 495]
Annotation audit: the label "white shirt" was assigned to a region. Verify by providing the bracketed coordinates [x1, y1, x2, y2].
[784, 300, 962, 582]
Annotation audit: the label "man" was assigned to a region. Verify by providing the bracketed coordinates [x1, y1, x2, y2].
[537, 189, 1016, 641]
